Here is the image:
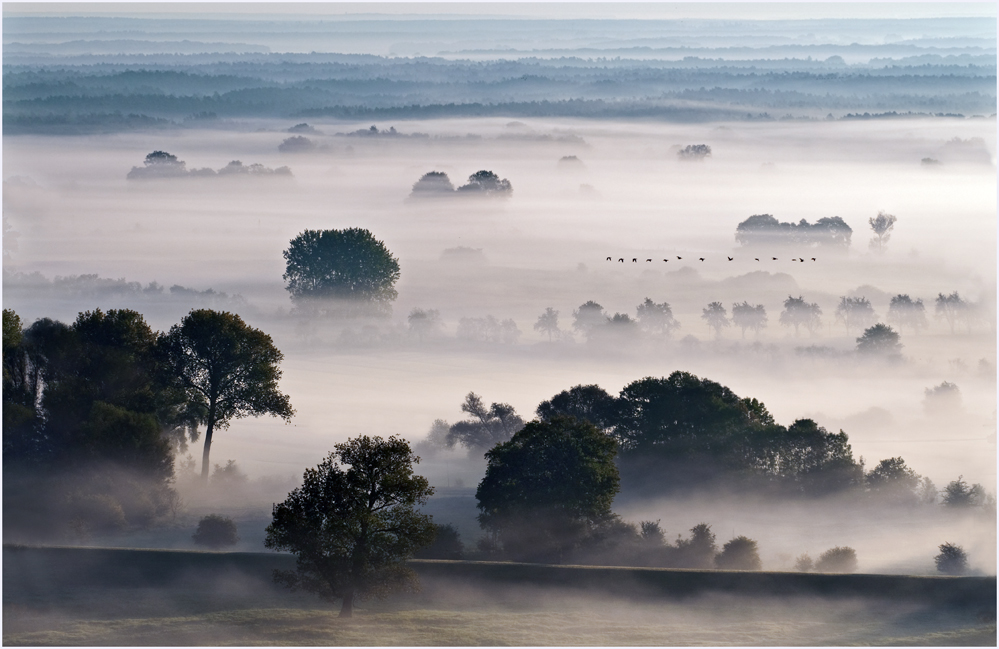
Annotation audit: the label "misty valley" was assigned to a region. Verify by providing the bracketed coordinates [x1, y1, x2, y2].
[3, 6, 997, 646]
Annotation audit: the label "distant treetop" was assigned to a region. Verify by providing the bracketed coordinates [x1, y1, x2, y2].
[735, 214, 852, 249]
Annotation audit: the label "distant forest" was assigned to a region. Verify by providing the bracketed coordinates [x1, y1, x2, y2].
[4, 52, 995, 134]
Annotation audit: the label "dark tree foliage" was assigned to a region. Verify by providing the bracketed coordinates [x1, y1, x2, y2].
[476, 416, 620, 563]
[887, 294, 927, 334]
[856, 323, 902, 356]
[735, 214, 852, 248]
[934, 542, 968, 575]
[192, 514, 239, 549]
[3, 309, 182, 539]
[866, 456, 921, 504]
[456, 170, 512, 196]
[414, 523, 464, 560]
[815, 546, 858, 573]
[779, 295, 822, 336]
[445, 392, 524, 454]
[701, 301, 730, 338]
[748, 419, 864, 496]
[160, 309, 294, 481]
[572, 300, 607, 336]
[636, 298, 680, 339]
[282, 228, 400, 315]
[536, 384, 618, 432]
[715, 535, 762, 571]
[677, 144, 712, 160]
[941, 476, 985, 508]
[673, 523, 718, 569]
[265, 435, 435, 618]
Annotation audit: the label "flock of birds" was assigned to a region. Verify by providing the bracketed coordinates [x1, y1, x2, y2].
[607, 256, 818, 263]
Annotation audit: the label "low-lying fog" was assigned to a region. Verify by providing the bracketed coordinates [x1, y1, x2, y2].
[4, 116, 995, 573]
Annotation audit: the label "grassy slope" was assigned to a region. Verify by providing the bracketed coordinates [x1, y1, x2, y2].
[3, 546, 995, 646]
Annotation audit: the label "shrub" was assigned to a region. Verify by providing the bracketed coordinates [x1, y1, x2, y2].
[935, 542, 968, 575]
[192, 514, 239, 549]
[794, 553, 814, 572]
[815, 546, 857, 573]
[715, 536, 762, 571]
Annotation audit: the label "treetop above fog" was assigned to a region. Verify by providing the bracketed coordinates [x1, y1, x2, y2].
[736, 214, 852, 249]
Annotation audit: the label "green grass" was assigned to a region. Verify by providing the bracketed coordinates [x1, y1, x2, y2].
[4, 546, 996, 646]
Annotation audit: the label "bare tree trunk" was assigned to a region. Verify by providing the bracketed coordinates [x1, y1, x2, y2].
[339, 590, 354, 618]
[201, 421, 214, 482]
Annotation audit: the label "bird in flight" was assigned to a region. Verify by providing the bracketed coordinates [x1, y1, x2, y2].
[811, 257, 816, 261]
[699, 257, 705, 262]
[606, 256, 612, 261]
[677, 256, 682, 260]
[772, 257, 777, 260]
[618, 258, 624, 263]
[663, 259, 669, 262]
[755, 258, 760, 261]
[727, 256, 734, 261]
[632, 258, 637, 263]
[646, 258, 652, 262]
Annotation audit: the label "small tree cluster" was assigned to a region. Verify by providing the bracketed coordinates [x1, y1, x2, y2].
[409, 170, 512, 198]
[193, 514, 239, 549]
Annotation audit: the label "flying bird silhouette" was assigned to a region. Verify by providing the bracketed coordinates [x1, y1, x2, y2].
[646, 259, 652, 262]
[755, 258, 760, 261]
[772, 257, 778, 260]
[632, 258, 637, 263]
[699, 257, 705, 262]
[618, 258, 624, 263]
[727, 256, 733, 261]
[606, 256, 612, 261]
[663, 259, 669, 262]
[811, 257, 816, 261]
[677, 256, 682, 260]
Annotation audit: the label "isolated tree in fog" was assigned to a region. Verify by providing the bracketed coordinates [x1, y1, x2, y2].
[410, 171, 455, 196]
[701, 301, 730, 339]
[715, 535, 762, 571]
[456, 170, 512, 196]
[677, 144, 712, 160]
[445, 392, 524, 454]
[887, 294, 927, 334]
[934, 543, 968, 575]
[815, 546, 857, 573]
[779, 295, 822, 336]
[265, 435, 435, 618]
[572, 301, 607, 336]
[160, 309, 294, 481]
[534, 307, 561, 342]
[868, 210, 897, 252]
[934, 292, 967, 334]
[283, 228, 400, 314]
[192, 514, 239, 549]
[865, 457, 921, 504]
[636, 298, 680, 339]
[855, 323, 902, 357]
[835, 297, 877, 334]
[476, 416, 619, 563]
[407, 308, 443, 342]
[731, 301, 767, 338]
[941, 476, 985, 508]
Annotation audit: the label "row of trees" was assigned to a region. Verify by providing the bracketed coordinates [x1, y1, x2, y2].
[3, 307, 293, 538]
[734, 210, 896, 252]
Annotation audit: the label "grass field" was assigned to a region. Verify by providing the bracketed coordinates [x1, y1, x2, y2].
[4, 546, 995, 646]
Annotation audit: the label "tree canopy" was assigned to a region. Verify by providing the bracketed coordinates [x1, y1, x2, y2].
[445, 392, 524, 454]
[476, 416, 620, 563]
[160, 309, 293, 480]
[283, 228, 400, 315]
[735, 214, 852, 249]
[265, 435, 435, 618]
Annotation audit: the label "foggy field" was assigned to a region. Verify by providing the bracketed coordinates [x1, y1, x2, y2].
[3, 547, 995, 646]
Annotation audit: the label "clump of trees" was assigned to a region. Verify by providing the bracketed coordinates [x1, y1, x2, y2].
[3, 307, 292, 540]
[192, 514, 239, 549]
[814, 546, 858, 573]
[409, 170, 512, 198]
[735, 214, 852, 249]
[934, 543, 968, 575]
[887, 295, 927, 334]
[283, 228, 400, 317]
[855, 323, 902, 357]
[779, 295, 823, 336]
[265, 435, 435, 618]
[418, 392, 526, 456]
[127, 150, 291, 179]
[677, 144, 712, 160]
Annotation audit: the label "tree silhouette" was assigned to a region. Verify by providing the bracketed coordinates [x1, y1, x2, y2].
[535, 384, 618, 432]
[408, 308, 443, 342]
[456, 170, 512, 196]
[731, 302, 767, 338]
[636, 298, 680, 339]
[887, 294, 927, 334]
[445, 392, 524, 454]
[701, 301, 730, 338]
[192, 514, 239, 549]
[868, 211, 897, 252]
[941, 476, 985, 508]
[534, 307, 561, 342]
[410, 171, 455, 196]
[935, 292, 967, 334]
[815, 546, 857, 573]
[265, 435, 435, 618]
[866, 457, 921, 504]
[779, 295, 822, 336]
[674, 523, 717, 568]
[476, 416, 619, 563]
[677, 144, 712, 160]
[283, 228, 400, 316]
[572, 301, 607, 337]
[160, 309, 294, 481]
[836, 297, 877, 335]
[856, 323, 902, 356]
[715, 535, 762, 571]
[934, 543, 968, 575]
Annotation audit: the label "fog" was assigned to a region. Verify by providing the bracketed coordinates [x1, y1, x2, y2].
[3, 9, 996, 588]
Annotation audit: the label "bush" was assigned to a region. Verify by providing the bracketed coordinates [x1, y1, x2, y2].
[192, 514, 239, 549]
[935, 542, 968, 575]
[794, 553, 813, 572]
[815, 546, 857, 573]
[715, 536, 762, 571]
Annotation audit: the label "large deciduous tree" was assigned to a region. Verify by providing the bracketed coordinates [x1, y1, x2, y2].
[265, 436, 435, 618]
[731, 301, 767, 338]
[476, 416, 619, 563]
[868, 211, 897, 252]
[835, 297, 877, 335]
[636, 298, 680, 339]
[856, 323, 902, 357]
[779, 295, 822, 336]
[701, 301, 730, 339]
[283, 228, 400, 316]
[160, 309, 293, 481]
[445, 392, 524, 454]
[887, 294, 927, 334]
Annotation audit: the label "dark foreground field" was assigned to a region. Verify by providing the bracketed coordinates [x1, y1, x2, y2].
[3, 546, 995, 646]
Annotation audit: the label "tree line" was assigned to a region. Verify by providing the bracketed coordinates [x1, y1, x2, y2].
[3, 307, 292, 539]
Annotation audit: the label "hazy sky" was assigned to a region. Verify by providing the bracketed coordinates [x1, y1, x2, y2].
[5, 2, 996, 20]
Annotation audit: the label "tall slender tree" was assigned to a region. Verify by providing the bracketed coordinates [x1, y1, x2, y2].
[160, 309, 294, 481]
